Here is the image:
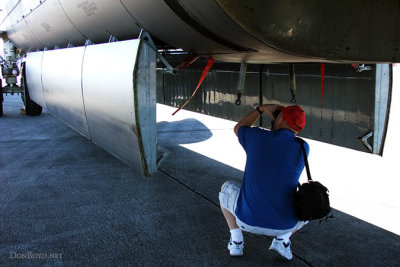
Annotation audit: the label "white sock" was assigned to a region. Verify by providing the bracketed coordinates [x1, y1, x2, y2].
[230, 228, 243, 243]
[276, 231, 292, 244]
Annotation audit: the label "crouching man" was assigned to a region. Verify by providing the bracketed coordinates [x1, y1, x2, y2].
[219, 104, 309, 260]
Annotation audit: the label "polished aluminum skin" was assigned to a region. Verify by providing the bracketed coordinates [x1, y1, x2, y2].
[25, 52, 47, 109]
[41, 47, 90, 138]
[24, 39, 157, 176]
[59, 0, 142, 44]
[24, 0, 83, 49]
[82, 40, 156, 176]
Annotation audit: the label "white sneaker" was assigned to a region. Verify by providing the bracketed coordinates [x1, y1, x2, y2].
[269, 238, 293, 260]
[227, 238, 244, 256]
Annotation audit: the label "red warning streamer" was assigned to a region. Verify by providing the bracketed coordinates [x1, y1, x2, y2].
[172, 58, 215, 115]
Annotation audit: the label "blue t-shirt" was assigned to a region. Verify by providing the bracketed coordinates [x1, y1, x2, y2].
[235, 126, 309, 230]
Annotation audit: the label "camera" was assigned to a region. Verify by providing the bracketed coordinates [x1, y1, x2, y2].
[271, 109, 281, 129]
[272, 109, 281, 119]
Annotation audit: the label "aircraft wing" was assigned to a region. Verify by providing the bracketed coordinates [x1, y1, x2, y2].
[0, 0, 393, 175]
[1, 0, 399, 63]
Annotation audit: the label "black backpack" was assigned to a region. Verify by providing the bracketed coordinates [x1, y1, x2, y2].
[295, 138, 331, 221]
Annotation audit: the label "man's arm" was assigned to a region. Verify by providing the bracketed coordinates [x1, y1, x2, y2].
[233, 104, 279, 136]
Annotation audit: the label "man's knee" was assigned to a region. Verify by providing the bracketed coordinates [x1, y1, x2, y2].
[220, 180, 240, 192]
[220, 181, 231, 192]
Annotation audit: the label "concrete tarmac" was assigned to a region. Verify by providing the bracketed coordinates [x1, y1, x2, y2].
[1, 94, 400, 266]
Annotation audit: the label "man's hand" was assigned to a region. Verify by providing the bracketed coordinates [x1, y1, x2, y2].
[234, 104, 280, 136]
[258, 104, 280, 119]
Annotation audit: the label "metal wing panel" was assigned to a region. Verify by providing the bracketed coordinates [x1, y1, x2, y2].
[59, 0, 141, 43]
[178, 0, 264, 51]
[18, 1, 41, 17]
[11, 20, 43, 51]
[41, 47, 90, 139]
[215, 0, 399, 62]
[25, 51, 47, 109]
[24, 0, 85, 49]
[4, 0, 23, 24]
[5, 25, 25, 51]
[121, 0, 229, 54]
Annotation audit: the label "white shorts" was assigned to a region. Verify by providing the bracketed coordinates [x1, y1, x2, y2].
[219, 181, 308, 236]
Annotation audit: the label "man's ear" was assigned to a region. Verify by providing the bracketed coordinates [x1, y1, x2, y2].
[234, 123, 241, 136]
[281, 120, 298, 134]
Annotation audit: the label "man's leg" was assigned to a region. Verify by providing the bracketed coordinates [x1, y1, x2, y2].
[277, 221, 307, 243]
[221, 206, 244, 256]
[221, 206, 239, 230]
[276, 231, 292, 244]
[221, 205, 243, 241]
[269, 222, 308, 260]
[219, 181, 244, 256]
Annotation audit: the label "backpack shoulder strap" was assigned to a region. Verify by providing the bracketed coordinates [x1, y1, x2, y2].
[296, 137, 312, 182]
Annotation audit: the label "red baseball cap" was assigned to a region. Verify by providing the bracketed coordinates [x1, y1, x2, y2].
[278, 105, 306, 132]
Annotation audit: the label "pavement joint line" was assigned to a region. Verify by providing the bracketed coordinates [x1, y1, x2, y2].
[158, 168, 312, 266]
[158, 168, 220, 208]
[293, 253, 314, 266]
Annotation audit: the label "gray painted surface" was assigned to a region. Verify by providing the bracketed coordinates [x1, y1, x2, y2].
[1, 95, 399, 266]
[216, 0, 400, 62]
